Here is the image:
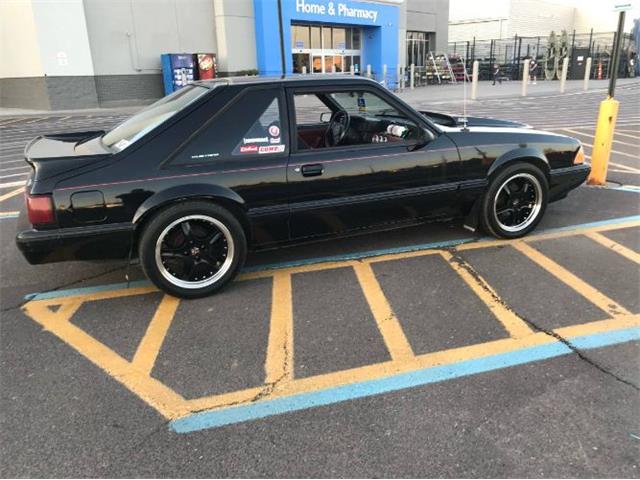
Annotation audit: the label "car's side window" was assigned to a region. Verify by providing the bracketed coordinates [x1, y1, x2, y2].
[293, 89, 420, 151]
[173, 87, 286, 165]
[293, 94, 332, 126]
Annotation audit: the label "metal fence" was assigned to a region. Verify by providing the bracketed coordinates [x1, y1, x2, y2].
[448, 30, 637, 81]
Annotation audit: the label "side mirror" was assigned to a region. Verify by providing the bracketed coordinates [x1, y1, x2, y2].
[320, 111, 332, 123]
[409, 128, 436, 151]
[421, 128, 436, 143]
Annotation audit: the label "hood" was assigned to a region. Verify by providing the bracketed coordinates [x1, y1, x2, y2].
[420, 110, 531, 129]
[25, 131, 112, 182]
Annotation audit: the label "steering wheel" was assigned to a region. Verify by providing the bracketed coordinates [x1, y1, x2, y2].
[325, 110, 350, 147]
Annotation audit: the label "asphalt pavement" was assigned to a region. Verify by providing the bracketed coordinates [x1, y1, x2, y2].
[0, 80, 639, 477]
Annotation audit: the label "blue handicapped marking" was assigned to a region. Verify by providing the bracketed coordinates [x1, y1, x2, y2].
[170, 327, 640, 433]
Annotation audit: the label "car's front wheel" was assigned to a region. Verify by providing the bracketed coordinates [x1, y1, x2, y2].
[480, 162, 548, 239]
[139, 201, 246, 298]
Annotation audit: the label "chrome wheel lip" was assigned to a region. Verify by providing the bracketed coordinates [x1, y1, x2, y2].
[493, 172, 543, 233]
[155, 214, 235, 290]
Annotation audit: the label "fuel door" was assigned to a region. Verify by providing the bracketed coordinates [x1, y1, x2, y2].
[71, 191, 107, 223]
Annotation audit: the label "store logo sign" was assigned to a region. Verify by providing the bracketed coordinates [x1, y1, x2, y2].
[295, 0, 378, 23]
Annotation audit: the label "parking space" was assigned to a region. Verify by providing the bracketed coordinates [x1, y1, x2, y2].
[18, 216, 639, 433]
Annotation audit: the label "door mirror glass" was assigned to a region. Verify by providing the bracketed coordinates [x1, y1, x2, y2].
[421, 128, 436, 143]
[320, 111, 332, 123]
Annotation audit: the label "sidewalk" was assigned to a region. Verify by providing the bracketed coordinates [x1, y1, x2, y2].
[396, 78, 639, 104]
[1, 78, 638, 117]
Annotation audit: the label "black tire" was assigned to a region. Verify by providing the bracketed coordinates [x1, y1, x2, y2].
[480, 162, 549, 239]
[138, 201, 247, 299]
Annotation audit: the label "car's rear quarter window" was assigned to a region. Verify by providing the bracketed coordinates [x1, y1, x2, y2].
[172, 87, 287, 165]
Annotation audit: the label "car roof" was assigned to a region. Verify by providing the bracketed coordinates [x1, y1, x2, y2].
[194, 74, 381, 89]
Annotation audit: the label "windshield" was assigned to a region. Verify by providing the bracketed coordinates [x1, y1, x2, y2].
[330, 91, 397, 118]
[102, 85, 209, 151]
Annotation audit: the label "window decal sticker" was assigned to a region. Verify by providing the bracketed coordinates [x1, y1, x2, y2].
[268, 124, 280, 137]
[258, 145, 285, 154]
[239, 145, 259, 154]
[190, 153, 219, 159]
[232, 97, 286, 156]
[243, 137, 269, 144]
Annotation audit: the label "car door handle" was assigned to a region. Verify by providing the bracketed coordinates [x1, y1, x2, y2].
[301, 163, 324, 177]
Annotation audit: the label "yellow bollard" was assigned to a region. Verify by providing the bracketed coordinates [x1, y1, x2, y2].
[587, 97, 619, 186]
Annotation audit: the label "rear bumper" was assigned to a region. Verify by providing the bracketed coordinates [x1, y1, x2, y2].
[549, 164, 591, 201]
[16, 214, 134, 264]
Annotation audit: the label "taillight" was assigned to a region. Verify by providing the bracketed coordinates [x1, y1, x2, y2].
[573, 145, 585, 165]
[26, 194, 55, 225]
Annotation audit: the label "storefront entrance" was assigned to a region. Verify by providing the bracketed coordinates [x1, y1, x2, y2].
[291, 24, 361, 74]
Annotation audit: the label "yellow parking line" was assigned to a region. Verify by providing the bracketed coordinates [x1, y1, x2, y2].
[239, 259, 362, 281]
[184, 313, 640, 414]
[440, 251, 534, 339]
[187, 386, 267, 412]
[612, 138, 640, 148]
[564, 128, 640, 148]
[609, 162, 640, 173]
[584, 231, 640, 264]
[614, 130, 640, 140]
[457, 219, 640, 252]
[131, 295, 180, 375]
[0, 186, 23, 202]
[578, 138, 640, 160]
[264, 271, 294, 385]
[609, 169, 640, 175]
[22, 298, 189, 419]
[18, 217, 640, 422]
[353, 262, 415, 361]
[512, 242, 631, 317]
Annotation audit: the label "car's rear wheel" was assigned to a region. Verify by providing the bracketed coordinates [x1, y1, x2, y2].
[139, 201, 246, 298]
[480, 162, 548, 239]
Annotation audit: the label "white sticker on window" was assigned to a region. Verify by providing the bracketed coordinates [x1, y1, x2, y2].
[243, 137, 269, 144]
[258, 145, 285, 154]
[191, 152, 219, 159]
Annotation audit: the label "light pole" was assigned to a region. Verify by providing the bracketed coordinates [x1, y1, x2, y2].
[277, 0, 286, 78]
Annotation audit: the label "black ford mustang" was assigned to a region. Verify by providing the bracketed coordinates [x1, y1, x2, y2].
[16, 76, 589, 298]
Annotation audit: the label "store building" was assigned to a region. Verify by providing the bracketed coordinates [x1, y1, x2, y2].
[1, 0, 449, 110]
[448, 0, 638, 42]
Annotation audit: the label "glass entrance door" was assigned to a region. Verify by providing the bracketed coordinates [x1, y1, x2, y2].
[292, 53, 310, 74]
[325, 55, 343, 73]
[291, 24, 362, 74]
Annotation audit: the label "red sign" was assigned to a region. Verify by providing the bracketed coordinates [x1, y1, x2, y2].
[240, 145, 258, 153]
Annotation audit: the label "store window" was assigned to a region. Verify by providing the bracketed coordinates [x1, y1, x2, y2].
[352, 29, 361, 49]
[292, 25, 310, 49]
[322, 27, 332, 49]
[407, 31, 431, 67]
[332, 28, 346, 50]
[310, 26, 321, 49]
